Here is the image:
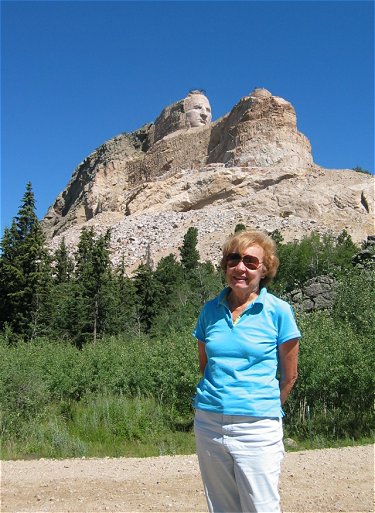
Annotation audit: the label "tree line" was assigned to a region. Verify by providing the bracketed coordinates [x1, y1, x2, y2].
[0, 183, 225, 345]
[2, 183, 367, 347]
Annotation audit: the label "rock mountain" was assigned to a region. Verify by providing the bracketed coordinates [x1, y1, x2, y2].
[43, 88, 373, 271]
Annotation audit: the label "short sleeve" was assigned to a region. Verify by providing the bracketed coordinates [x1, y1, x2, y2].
[277, 302, 301, 345]
[193, 305, 207, 343]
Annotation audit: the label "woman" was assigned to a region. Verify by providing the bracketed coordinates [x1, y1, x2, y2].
[193, 230, 300, 513]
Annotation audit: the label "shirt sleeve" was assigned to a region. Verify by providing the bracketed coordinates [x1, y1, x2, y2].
[193, 305, 207, 343]
[277, 302, 301, 345]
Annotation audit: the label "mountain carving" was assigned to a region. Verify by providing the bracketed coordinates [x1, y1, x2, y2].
[42, 88, 373, 271]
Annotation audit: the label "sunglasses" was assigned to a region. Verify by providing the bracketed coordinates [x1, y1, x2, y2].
[226, 253, 263, 270]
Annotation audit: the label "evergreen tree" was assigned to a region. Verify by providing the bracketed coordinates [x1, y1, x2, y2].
[73, 227, 112, 345]
[179, 227, 200, 271]
[133, 263, 162, 334]
[0, 221, 20, 328]
[154, 254, 183, 298]
[0, 183, 51, 337]
[193, 261, 223, 304]
[332, 230, 358, 272]
[234, 223, 247, 233]
[105, 256, 138, 337]
[53, 237, 74, 283]
[15, 182, 38, 239]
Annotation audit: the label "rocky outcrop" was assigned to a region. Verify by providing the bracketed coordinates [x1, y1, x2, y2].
[352, 236, 375, 269]
[288, 276, 339, 312]
[42, 87, 374, 271]
[287, 237, 375, 313]
[207, 88, 312, 168]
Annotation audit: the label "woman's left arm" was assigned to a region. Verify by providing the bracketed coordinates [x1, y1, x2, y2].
[278, 338, 299, 406]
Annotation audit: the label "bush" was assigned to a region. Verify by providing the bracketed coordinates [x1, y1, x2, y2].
[333, 268, 374, 338]
[284, 311, 374, 440]
[1, 284, 373, 458]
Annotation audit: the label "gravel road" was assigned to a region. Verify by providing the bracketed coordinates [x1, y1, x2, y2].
[1, 445, 373, 512]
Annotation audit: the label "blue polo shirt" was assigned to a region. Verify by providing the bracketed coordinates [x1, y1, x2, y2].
[193, 287, 301, 418]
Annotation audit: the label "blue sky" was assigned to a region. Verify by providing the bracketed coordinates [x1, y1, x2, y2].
[1, 0, 374, 231]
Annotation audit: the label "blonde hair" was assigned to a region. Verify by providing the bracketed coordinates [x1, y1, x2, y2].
[221, 230, 279, 288]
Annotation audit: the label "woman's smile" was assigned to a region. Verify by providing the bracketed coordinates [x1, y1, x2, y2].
[226, 244, 265, 298]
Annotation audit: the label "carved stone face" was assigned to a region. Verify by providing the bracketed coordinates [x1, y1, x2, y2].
[184, 93, 212, 128]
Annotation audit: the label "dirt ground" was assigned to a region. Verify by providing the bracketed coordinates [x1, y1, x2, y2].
[1, 445, 373, 513]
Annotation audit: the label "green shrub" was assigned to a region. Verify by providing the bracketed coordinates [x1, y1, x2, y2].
[333, 268, 374, 338]
[0, 339, 48, 437]
[284, 311, 374, 439]
[1, 297, 373, 458]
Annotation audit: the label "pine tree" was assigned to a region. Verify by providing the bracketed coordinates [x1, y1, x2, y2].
[0, 183, 51, 337]
[74, 227, 112, 344]
[179, 227, 200, 271]
[99, 256, 138, 337]
[53, 237, 74, 283]
[234, 223, 247, 233]
[154, 254, 183, 298]
[133, 263, 162, 334]
[0, 221, 21, 329]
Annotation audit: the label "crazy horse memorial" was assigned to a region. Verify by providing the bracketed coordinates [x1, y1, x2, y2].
[42, 87, 374, 271]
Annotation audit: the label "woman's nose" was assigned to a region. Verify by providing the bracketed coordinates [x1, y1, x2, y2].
[234, 260, 247, 271]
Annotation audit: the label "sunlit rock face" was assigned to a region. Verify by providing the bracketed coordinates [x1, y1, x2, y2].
[150, 90, 212, 144]
[207, 87, 312, 168]
[42, 87, 373, 268]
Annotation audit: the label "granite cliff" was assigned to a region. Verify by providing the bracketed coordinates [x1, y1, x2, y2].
[42, 88, 373, 271]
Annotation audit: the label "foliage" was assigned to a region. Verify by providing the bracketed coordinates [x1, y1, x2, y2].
[352, 166, 371, 175]
[234, 223, 247, 233]
[333, 268, 374, 338]
[133, 263, 163, 333]
[0, 183, 51, 337]
[53, 237, 74, 283]
[270, 229, 284, 245]
[0, 331, 200, 457]
[284, 311, 374, 440]
[179, 227, 200, 271]
[270, 230, 359, 293]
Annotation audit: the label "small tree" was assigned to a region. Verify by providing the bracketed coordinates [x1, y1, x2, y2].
[133, 263, 162, 334]
[270, 229, 284, 246]
[74, 227, 112, 345]
[234, 223, 246, 233]
[53, 237, 74, 284]
[179, 227, 200, 271]
[105, 256, 138, 337]
[352, 166, 371, 175]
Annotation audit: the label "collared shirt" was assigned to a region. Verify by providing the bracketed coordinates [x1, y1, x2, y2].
[193, 287, 301, 418]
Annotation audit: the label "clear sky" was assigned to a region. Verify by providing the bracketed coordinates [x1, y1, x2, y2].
[1, 0, 374, 231]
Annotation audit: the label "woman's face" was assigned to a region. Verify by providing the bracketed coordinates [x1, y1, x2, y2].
[225, 244, 266, 294]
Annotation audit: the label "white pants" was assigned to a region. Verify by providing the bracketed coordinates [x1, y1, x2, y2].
[194, 410, 284, 513]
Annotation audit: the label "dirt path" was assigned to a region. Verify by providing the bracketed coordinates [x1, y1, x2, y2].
[1, 445, 373, 512]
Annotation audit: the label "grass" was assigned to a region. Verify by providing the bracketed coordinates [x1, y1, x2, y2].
[2, 423, 371, 460]
[2, 397, 372, 460]
[283, 435, 374, 452]
[0, 394, 197, 460]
